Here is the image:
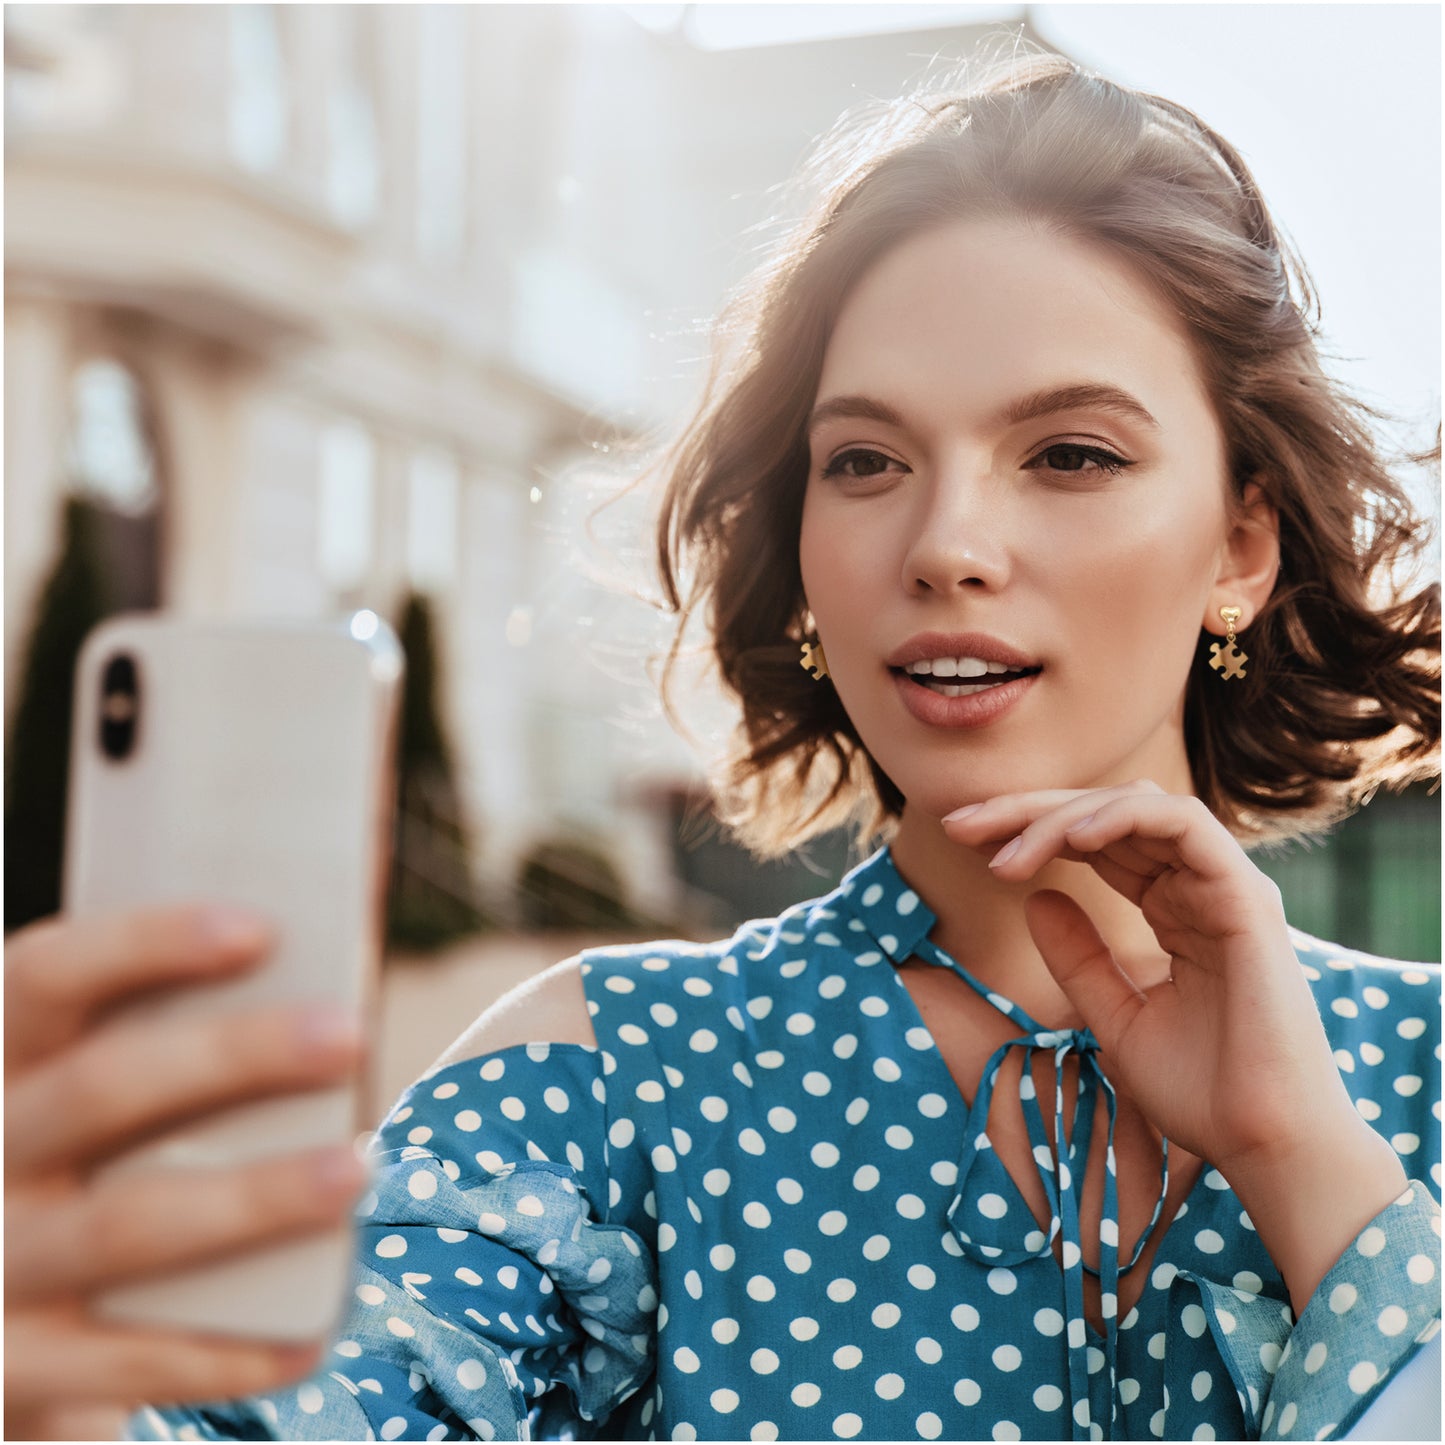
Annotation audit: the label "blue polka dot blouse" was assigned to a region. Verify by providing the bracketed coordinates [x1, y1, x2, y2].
[134, 846, 1440, 1442]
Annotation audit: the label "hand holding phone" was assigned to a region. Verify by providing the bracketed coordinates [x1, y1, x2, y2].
[4, 613, 401, 1437]
[3, 904, 366, 1439]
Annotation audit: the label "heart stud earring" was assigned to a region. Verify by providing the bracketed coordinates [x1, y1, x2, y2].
[1208, 606, 1248, 681]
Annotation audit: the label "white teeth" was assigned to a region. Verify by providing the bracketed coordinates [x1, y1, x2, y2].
[904, 656, 1028, 677]
[933, 682, 996, 698]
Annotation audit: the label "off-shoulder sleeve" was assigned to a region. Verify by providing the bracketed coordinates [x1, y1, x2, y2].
[128, 1044, 658, 1442]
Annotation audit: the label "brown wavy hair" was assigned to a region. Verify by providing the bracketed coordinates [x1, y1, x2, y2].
[653, 45, 1440, 858]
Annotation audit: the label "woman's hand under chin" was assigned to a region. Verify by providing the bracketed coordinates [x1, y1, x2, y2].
[942, 778, 1408, 1315]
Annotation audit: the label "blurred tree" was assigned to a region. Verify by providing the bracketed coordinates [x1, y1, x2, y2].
[1252, 782, 1441, 962]
[386, 590, 490, 952]
[4, 497, 116, 932]
[517, 836, 639, 931]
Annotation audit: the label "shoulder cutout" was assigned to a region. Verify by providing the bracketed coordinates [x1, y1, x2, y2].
[427, 954, 596, 1071]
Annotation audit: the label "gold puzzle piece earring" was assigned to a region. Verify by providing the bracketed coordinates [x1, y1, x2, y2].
[800, 640, 829, 681]
[1208, 606, 1248, 681]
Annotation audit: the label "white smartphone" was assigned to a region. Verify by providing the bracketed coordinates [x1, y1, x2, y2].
[62, 611, 403, 1341]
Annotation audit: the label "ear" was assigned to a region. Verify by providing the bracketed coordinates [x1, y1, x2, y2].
[1205, 480, 1280, 633]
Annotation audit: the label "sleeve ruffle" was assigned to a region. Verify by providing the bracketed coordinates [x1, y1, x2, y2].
[127, 1148, 657, 1442]
[1163, 1181, 1442, 1441]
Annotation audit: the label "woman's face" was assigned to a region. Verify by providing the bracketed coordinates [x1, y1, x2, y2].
[799, 215, 1257, 819]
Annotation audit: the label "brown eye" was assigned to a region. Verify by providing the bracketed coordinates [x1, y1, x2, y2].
[1028, 444, 1131, 477]
[821, 449, 902, 479]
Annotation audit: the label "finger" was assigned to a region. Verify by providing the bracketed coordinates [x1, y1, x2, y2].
[1076, 848, 1160, 909]
[5, 906, 272, 1070]
[1058, 794, 1257, 896]
[1024, 890, 1148, 1058]
[943, 779, 1167, 846]
[943, 788, 1100, 841]
[979, 835, 1165, 903]
[7, 1001, 363, 1175]
[994, 830, 1168, 886]
[5, 1304, 326, 1414]
[8, 1402, 131, 1441]
[10, 1145, 369, 1300]
[988, 789, 1237, 884]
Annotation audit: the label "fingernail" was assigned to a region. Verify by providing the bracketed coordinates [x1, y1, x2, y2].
[944, 804, 984, 823]
[989, 837, 1022, 868]
[275, 1341, 324, 1374]
[314, 1143, 367, 1193]
[297, 1005, 363, 1055]
[197, 906, 270, 952]
[1065, 813, 1097, 834]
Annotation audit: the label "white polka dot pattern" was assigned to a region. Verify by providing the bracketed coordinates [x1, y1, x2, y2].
[131, 853, 1438, 1444]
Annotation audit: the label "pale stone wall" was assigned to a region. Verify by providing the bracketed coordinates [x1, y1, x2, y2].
[3, 3, 1035, 916]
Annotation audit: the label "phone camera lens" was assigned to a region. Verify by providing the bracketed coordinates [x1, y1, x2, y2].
[99, 653, 140, 761]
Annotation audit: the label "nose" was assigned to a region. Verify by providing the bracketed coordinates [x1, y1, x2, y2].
[900, 465, 1012, 596]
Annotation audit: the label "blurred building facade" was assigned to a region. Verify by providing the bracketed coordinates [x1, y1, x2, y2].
[3, 3, 1047, 929]
[6, 4, 1436, 956]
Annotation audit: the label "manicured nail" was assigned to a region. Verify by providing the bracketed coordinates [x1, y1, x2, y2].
[197, 906, 270, 952]
[297, 1005, 363, 1055]
[989, 837, 1022, 868]
[275, 1341, 324, 1374]
[1065, 813, 1097, 834]
[944, 804, 984, 823]
[314, 1144, 367, 1194]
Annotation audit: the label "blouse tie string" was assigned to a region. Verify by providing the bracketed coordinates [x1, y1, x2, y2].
[914, 941, 1170, 1443]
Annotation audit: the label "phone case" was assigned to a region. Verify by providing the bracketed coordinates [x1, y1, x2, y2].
[63, 612, 403, 1341]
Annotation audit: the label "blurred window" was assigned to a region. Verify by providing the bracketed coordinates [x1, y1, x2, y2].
[415, 4, 467, 265]
[327, 8, 380, 228]
[64, 359, 160, 515]
[4, 5, 123, 135]
[228, 3, 288, 173]
[407, 450, 459, 590]
[511, 248, 643, 408]
[317, 420, 375, 592]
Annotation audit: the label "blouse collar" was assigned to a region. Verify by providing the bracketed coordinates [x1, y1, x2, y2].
[832, 844, 939, 965]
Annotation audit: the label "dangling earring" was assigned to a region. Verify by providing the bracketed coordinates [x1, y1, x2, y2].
[800, 639, 829, 681]
[1208, 606, 1248, 681]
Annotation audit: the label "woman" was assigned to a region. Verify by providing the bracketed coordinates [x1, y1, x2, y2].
[6, 49, 1439, 1443]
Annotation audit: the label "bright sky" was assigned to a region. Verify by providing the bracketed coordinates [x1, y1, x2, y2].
[645, 3, 1441, 478]
[1029, 4, 1441, 456]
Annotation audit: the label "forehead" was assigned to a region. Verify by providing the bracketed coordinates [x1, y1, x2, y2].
[817, 216, 1217, 434]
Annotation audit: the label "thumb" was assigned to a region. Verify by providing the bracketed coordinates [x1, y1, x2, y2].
[1024, 889, 1146, 1057]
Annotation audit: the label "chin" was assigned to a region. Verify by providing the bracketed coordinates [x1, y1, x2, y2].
[870, 741, 1100, 819]
[880, 766, 1035, 822]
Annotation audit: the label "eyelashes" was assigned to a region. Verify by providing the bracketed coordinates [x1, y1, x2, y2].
[819, 443, 1134, 480]
[1027, 443, 1133, 477]
[820, 449, 901, 480]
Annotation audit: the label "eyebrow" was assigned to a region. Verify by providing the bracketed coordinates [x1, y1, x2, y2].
[807, 382, 1161, 436]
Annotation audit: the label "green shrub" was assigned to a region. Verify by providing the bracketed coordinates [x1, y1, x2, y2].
[517, 837, 638, 931]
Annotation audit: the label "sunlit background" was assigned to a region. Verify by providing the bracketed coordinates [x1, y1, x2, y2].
[5, 3, 1439, 1036]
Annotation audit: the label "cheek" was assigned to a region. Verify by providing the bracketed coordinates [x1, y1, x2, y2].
[798, 491, 822, 592]
[798, 499, 862, 617]
[1046, 503, 1221, 686]
[1046, 489, 1222, 596]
